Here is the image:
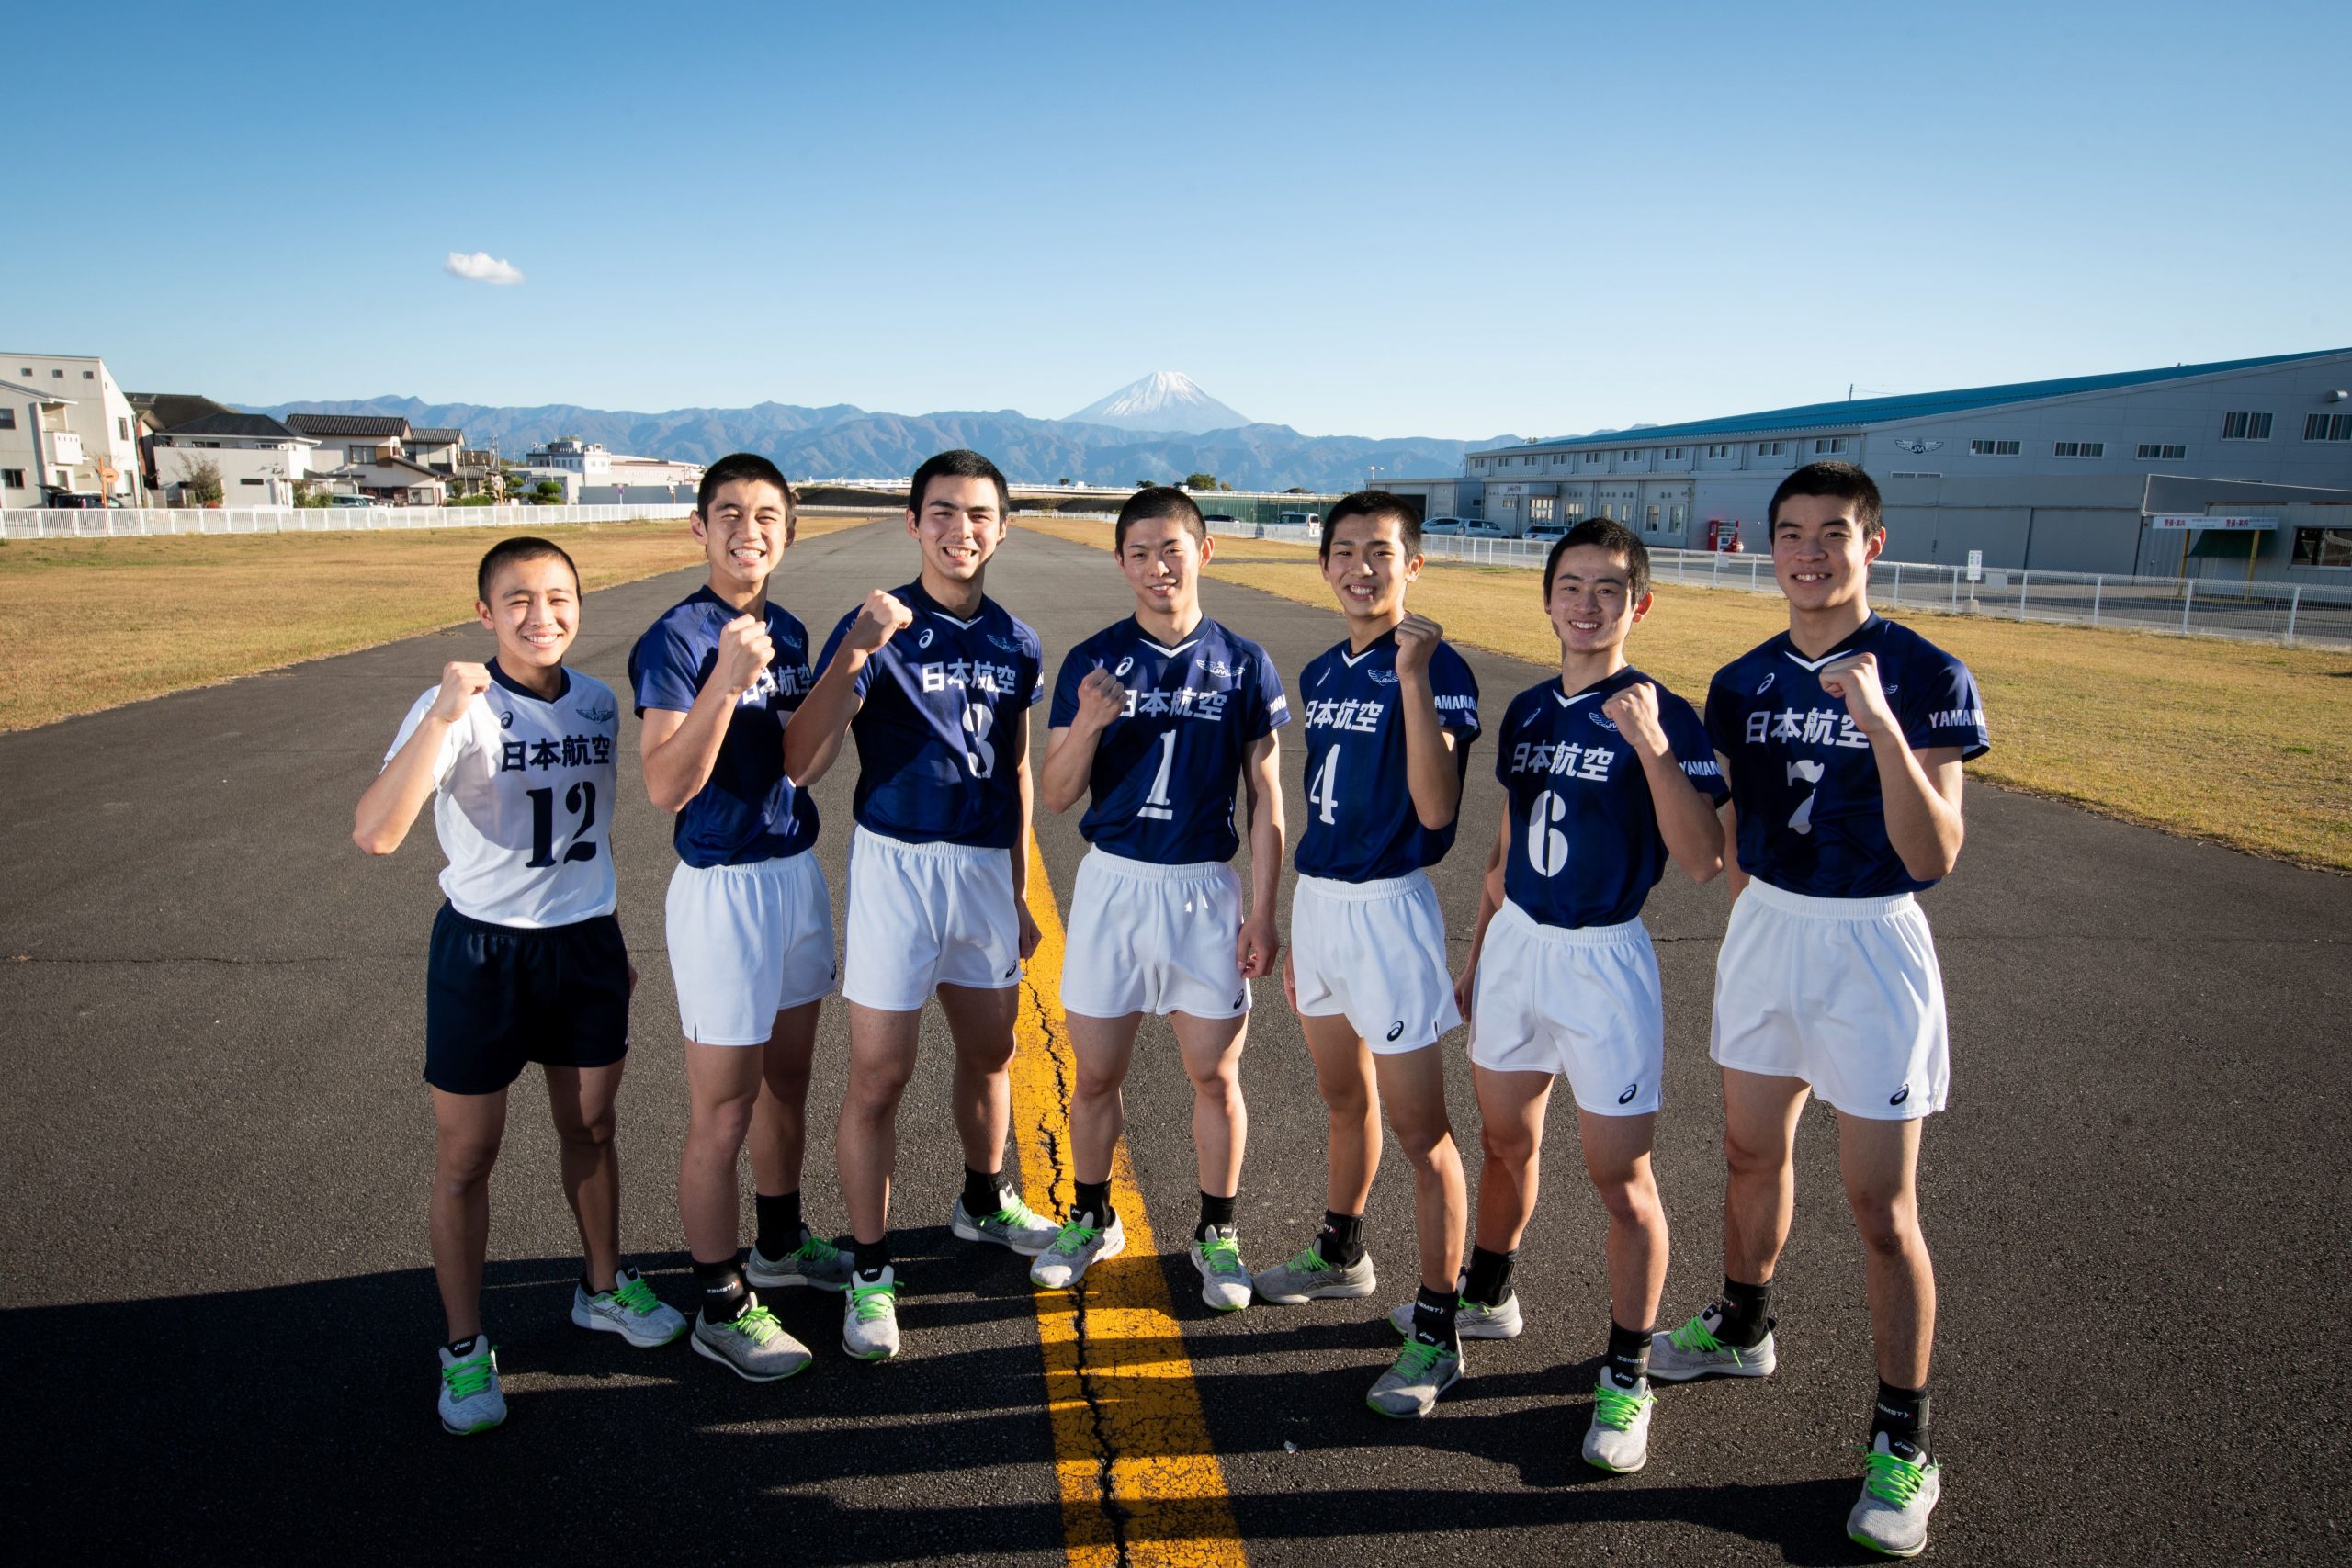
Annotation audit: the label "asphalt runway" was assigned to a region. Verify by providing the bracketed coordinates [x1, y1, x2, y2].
[4, 517, 2347, 1564]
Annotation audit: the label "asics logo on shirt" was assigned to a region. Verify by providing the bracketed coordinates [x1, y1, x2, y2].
[1114, 655, 1135, 677]
[1889, 1084, 1911, 1106]
[917, 627, 935, 650]
[1756, 672, 1776, 694]
[1618, 1083, 1638, 1104]
[499, 708, 514, 729]
[1385, 1021, 1405, 1042]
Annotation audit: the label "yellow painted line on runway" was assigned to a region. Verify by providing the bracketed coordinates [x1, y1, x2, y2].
[1012, 838, 1248, 1568]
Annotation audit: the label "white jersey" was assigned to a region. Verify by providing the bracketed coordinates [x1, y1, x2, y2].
[384, 664, 620, 928]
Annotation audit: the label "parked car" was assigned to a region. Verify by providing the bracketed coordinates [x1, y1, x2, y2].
[1423, 516, 1465, 535]
[326, 493, 373, 509]
[45, 492, 106, 509]
[1275, 510, 1321, 530]
[1463, 521, 1510, 538]
[1525, 520, 1567, 541]
[1201, 513, 1239, 527]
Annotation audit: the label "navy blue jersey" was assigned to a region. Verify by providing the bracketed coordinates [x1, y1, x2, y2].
[819, 581, 1044, 848]
[1705, 615, 1989, 898]
[1049, 616, 1291, 864]
[628, 588, 819, 869]
[1497, 668, 1728, 928]
[1293, 631, 1481, 882]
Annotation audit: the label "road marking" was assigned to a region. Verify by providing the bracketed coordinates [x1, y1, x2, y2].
[1011, 838, 1248, 1568]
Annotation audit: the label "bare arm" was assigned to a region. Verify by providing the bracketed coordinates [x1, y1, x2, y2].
[1038, 667, 1127, 815]
[1719, 777, 1748, 901]
[1012, 705, 1041, 959]
[782, 590, 911, 784]
[1453, 814, 1509, 1019]
[1600, 682, 1724, 884]
[353, 662, 486, 854]
[1236, 731, 1285, 979]
[1819, 652, 1966, 882]
[1393, 615, 1464, 832]
[640, 615, 777, 811]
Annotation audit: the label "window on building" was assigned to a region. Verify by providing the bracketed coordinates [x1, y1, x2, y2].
[0, 409, 14, 430]
[1645, 505, 1661, 531]
[1670, 503, 1689, 527]
[1969, 439, 2021, 457]
[2052, 442, 2105, 457]
[118, 417, 129, 439]
[82, 370, 94, 379]
[1620, 449, 1638, 461]
[1705, 444, 1731, 457]
[51, 368, 63, 378]
[239, 477, 266, 487]
[1661, 447, 1684, 459]
[1523, 456, 1537, 467]
[2137, 444, 2188, 459]
[1814, 437, 1848, 454]
[16, 368, 28, 377]
[2, 468, 24, 488]
[1757, 441, 1785, 456]
[2291, 528, 2352, 568]
[349, 444, 376, 463]
[2305, 413, 2352, 442]
[2221, 412, 2272, 440]
[1563, 501, 1585, 519]
[1529, 497, 1555, 522]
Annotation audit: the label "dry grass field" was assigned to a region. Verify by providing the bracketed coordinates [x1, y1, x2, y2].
[0, 514, 868, 734]
[1013, 516, 2352, 873]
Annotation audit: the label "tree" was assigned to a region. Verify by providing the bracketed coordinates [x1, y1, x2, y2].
[530, 479, 565, 506]
[185, 458, 223, 506]
[1057, 475, 1073, 487]
[1184, 472, 1218, 491]
[1283, 486, 1311, 494]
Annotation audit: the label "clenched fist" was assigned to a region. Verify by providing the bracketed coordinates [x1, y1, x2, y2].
[427, 661, 492, 724]
[1601, 680, 1669, 758]
[1819, 651, 1897, 737]
[845, 589, 915, 654]
[1393, 612, 1443, 678]
[1074, 666, 1128, 732]
[714, 614, 775, 697]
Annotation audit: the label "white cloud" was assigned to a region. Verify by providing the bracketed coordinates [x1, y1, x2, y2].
[444, 250, 525, 285]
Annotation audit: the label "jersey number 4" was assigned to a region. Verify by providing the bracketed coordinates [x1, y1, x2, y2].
[1307, 746, 1340, 826]
[525, 782, 599, 868]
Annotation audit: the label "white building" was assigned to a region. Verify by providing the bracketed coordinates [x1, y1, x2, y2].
[0, 353, 147, 503]
[151, 412, 320, 506]
[526, 435, 703, 505]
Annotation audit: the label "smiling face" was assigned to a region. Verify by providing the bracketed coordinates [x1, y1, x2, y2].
[1770, 492, 1883, 615]
[476, 552, 579, 671]
[693, 477, 795, 594]
[908, 474, 1005, 584]
[1320, 513, 1420, 625]
[1545, 542, 1650, 660]
[1117, 513, 1211, 621]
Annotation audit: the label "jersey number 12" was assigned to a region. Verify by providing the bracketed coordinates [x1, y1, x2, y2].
[525, 782, 599, 868]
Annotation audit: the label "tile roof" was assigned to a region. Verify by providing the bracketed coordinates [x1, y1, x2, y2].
[284, 413, 412, 438]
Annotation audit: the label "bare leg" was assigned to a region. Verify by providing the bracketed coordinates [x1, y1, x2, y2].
[1372, 1045, 1468, 1295]
[1065, 1011, 1142, 1188]
[1721, 1067, 1812, 1285]
[748, 999, 822, 1200]
[429, 1087, 509, 1341]
[1838, 1113, 1935, 1387]
[1171, 1010, 1250, 1199]
[1471, 1066, 1554, 1252]
[1299, 1011, 1380, 1216]
[1579, 1109, 1668, 1332]
[679, 1041, 763, 1264]
[837, 1002, 922, 1245]
[937, 982, 1019, 1179]
[543, 1061, 626, 1292]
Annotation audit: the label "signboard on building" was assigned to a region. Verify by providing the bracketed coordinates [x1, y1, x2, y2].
[2146, 514, 2278, 531]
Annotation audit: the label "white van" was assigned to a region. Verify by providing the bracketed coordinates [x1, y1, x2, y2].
[1276, 510, 1321, 530]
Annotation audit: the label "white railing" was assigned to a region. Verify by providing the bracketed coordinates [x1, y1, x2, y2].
[1, 503, 696, 539]
[1188, 518, 2352, 649]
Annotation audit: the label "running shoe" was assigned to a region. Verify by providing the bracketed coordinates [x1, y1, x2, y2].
[571, 1268, 689, 1348]
[1365, 1335, 1463, 1418]
[1646, 1303, 1777, 1382]
[1030, 1212, 1125, 1290]
[1191, 1226, 1251, 1313]
[690, 1296, 811, 1382]
[1388, 1292, 1522, 1340]
[842, 1267, 901, 1360]
[746, 1228, 854, 1292]
[437, 1337, 506, 1436]
[1250, 1244, 1377, 1304]
[1580, 1370, 1656, 1472]
[950, 1192, 1058, 1256]
[1847, 1432, 1942, 1558]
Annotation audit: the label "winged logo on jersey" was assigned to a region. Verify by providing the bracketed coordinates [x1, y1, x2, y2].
[576, 701, 616, 725]
[1367, 670, 1398, 685]
[1589, 711, 1619, 732]
[987, 634, 1020, 653]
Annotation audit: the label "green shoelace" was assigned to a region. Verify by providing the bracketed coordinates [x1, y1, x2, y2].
[851, 1280, 895, 1323]
[441, 1349, 494, 1398]
[1861, 1446, 1930, 1506]
[1051, 1221, 1102, 1257]
[1667, 1313, 1724, 1353]
[1283, 1247, 1333, 1274]
[725, 1303, 785, 1344]
[1390, 1337, 1453, 1381]
[1591, 1380, 1653, 1432]
[1198, 1235, 1244, 1275]
[610, 1274, 662, 1316]
[789, 1233, 842, 1266]
[991, 1196, 1047, 1230]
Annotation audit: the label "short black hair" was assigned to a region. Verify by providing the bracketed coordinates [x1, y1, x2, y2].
[909, 448, 1012, 519]
[1544, 517, 1651, 602]
[1114, 486, 1206, 552]
[1769, 460, 1883, 538]
[1318, 490, 1421, 563]
[696, 452, 794, 518]
[476, 536, 579, 603]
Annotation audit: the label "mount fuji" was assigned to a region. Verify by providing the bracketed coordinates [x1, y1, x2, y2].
[1066, 371, 1250, 435]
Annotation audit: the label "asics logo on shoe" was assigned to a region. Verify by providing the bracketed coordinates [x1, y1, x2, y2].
[1385, 1021, 1404, 1042]
[1618, 1082, 1638, 1104]
[1889, 1084, 1911, 1106]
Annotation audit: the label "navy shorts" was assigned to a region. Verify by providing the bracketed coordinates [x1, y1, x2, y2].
[424, 904, 631, 1095]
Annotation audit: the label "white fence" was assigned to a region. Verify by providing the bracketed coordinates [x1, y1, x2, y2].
[1, 503, 696, 539]
[1197, 519, 2352, 649]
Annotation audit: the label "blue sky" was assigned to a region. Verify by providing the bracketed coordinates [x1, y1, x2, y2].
[8, 1, 2346, 439]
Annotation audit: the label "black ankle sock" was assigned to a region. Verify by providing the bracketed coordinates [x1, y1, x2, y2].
[1316, 1210, 1365, 1268]
[1871, 1381, 1931, 1463]
[1716, 1275, 1774, 1348]
[1074, 1179, 1115, 1228]
[1464, 1245, 1516, 1307]
[1411, 1284, 1460, 1349]
[444, 1334, 484, 1357]
[963, 1165, 1008, 1216]
[1606, 1319, 1654, 1386]
[853, 1235, 892, 1279]
[1197, 1190, 1236, 1238]
[693, 1256, 748, 1323]
[753, 1190, 803, 1260]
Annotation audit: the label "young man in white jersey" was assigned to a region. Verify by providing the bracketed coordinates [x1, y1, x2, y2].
[1248, 491, 1483, 1418]
[630, 454, 851, 1383]
[1649, 463, 1987, 1557]
[356, 536, 685, 1436]
[785, 449, 1056, 1360]
[1446, 519, 1726, 1472]
[1031, 487, 1289, 1308]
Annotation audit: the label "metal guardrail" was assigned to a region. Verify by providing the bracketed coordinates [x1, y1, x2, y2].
[1191, 519, 2352, 649]
[0, 503, 696, 539]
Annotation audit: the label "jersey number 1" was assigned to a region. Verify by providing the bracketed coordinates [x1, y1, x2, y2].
[526, 782, 599, 868]
[1139, 729, 1177, 821]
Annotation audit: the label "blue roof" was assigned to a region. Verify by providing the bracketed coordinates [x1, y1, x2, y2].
[1496, 349, 2350, 452]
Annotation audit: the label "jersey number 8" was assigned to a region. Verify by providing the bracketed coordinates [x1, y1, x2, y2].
[963, 703, 997, 779]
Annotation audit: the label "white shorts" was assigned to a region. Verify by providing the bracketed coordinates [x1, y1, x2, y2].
[1061, 848, 1250, 1021]
[1289, 871, 1461, 1055]
[1710, 878, 1950, 1121]
[1469, 900, 1664, 1115]
[665, 852, 835, 1046]
[842, 827, 1022, 1013]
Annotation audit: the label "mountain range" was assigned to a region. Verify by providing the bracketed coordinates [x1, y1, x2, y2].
[248, 375, 1510, 493]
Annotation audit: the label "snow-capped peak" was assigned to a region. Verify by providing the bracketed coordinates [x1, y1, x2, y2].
[1067, 371, 1251, 435]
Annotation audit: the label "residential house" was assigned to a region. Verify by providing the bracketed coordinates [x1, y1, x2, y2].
[0, 353, 148, 502]
[150, 411, 320, 506]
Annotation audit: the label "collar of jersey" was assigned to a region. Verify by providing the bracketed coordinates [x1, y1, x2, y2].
[691, 584, 767, 622]
[901, 581, 988, 630]
[1776, 614, 1883, 673]
[1127, 614, 1206, 659]
[1338, 627, 1398, 668]
[488, 658, 570, 704]
[1554, 664, 1641, 707]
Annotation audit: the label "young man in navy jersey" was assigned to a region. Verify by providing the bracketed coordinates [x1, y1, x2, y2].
[1032, 488, 1289, 1308]
[356, 536, 686, 1437]
[1247, 491, 1483, 1418]
[1445, 519, 1725, 1472]
[631, 454, 850, 1383]
[786, 448, 1057, 1360]
[1649, 462, 1985, 1557]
